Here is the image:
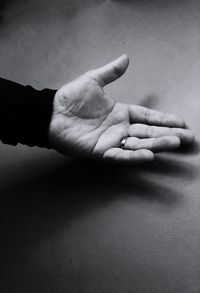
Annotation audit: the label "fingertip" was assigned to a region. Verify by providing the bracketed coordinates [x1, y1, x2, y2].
[184, 122, 190, 129]
[183, 123, 195, 140]
[145, 150, 155, 161]
[170, 136, 181, 147]
[181, 129, 195, 145]
[182, 121, 195, 143]
[192, 133, 195, 143]
[122, 54, 129, 66]
[117, 54, 130, 72]
[187, 131, 195, 144]
[167, 114, 185, 128]
[120, 53, 129, 60]
[96, 54, 130, 86]
[136, 149, 155, 162]
[179, 118, 186, 128]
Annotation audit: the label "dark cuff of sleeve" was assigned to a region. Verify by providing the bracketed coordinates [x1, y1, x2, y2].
[0, 78, 56, 148]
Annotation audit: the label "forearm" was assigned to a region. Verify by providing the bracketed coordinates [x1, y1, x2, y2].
[0, 78, 56, 148]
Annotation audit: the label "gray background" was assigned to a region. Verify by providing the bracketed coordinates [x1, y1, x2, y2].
[0, 0, 200, 292]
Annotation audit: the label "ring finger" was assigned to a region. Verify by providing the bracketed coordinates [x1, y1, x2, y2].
[124, 136, 180, 152]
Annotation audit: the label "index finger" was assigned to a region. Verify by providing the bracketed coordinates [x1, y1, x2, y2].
[129, 105, 186, 128]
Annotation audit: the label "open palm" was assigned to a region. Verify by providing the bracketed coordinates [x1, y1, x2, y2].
[48, 55, 194, 164]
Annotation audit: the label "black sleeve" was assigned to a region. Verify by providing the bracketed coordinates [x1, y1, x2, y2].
[0, 77, 56, 148]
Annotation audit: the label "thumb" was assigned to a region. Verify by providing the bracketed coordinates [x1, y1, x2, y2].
[89, 54, 129, 87]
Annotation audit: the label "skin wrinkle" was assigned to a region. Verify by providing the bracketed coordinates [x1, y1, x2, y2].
[125, 136, 180, 151]
[144, 107, 151, 125]
[147, 125, 153, 138]
[86, 71, 106, 87]
[92, 119, 128, 157]
[151, 137, 158, 150]
[160, 112, 167, 126]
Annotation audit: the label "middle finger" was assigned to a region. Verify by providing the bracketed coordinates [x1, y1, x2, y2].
[129, 124, 194, 144]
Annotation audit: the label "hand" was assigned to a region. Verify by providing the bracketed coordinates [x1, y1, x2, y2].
[48, 55, 194, 165]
